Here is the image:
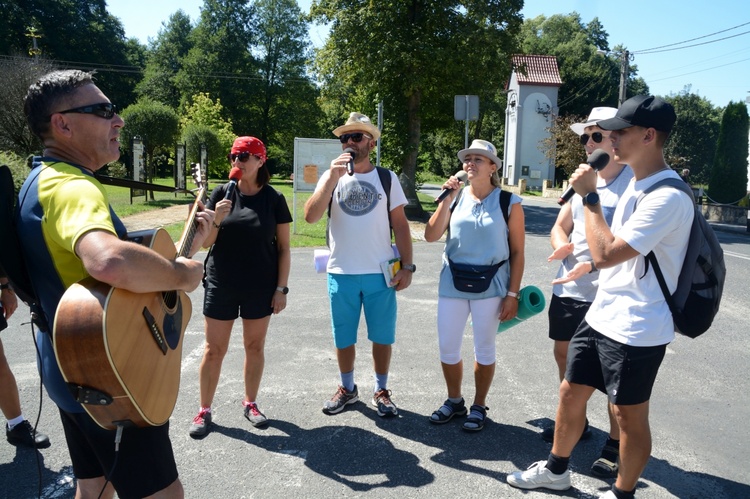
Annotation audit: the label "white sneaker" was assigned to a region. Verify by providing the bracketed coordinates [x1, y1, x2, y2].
[507, 460, 571, 491]
[600, 491, 618, 499]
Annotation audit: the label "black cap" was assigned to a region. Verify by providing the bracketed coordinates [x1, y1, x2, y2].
[597, 95, 676, 133]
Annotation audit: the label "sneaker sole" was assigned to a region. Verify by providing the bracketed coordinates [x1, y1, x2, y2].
[322, 395, 359, 415]
[245, 417, 269, 428]
[189, 427, 210, 439]
[507, 477, 571, 491]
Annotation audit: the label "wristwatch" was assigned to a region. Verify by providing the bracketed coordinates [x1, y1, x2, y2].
[0, 283, 9, 290]
[582, 191, 600, 206]
[402, 263, 416, 273]
[276, 286, 289, 295]
[506, 291, 519, 299]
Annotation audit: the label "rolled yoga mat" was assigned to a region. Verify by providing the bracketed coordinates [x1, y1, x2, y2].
[497, 285, 546, 333]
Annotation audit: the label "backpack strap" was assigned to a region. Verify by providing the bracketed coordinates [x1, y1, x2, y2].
[635, 177, 695, 314]
[499, 188, 511, 224]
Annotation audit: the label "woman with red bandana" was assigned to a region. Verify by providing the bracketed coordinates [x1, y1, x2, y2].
[189, 136, 292, 438]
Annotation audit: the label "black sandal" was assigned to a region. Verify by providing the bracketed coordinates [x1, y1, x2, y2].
[462, 404, 488, 432]
[429, 398, 467, 424]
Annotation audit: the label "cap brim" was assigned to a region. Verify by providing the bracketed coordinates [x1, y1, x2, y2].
[597, 117, 633, 131]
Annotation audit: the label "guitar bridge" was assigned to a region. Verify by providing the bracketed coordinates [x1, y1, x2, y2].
[68, 384, 113, 406]
[142, 307, 168, 355]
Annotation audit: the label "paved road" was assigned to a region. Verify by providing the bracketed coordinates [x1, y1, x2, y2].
[1, 196, 749, 498]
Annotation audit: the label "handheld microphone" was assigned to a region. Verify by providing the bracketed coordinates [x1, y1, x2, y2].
[343, 147, 356, 175]
[224, 166, 243, 199]
[557, 149, 610, 205]
[435, 170, 469, 203]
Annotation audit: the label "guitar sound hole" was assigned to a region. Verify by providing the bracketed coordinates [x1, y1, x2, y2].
[162, 291, 177, 309]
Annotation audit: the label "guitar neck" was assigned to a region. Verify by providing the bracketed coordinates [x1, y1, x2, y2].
[175, 187, 206, 258]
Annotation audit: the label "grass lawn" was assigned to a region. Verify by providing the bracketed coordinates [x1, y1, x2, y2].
[106, 177, 438, 247]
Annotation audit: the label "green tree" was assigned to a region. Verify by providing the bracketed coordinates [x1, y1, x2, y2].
[539, 113, 588, 185]
[175, 0, 256, 132]
[136, 10, 194, 109]
[708, 102, 749, 204]
[120, 99, 180, 189]
[0, 0, 139, 107]
[663, 89, 721, 185]
[180, 93, 235, 178]
[312, 0, 524, 217]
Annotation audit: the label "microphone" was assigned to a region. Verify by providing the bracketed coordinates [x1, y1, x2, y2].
[343, 147, 356, 175]
[557, 149, 610, 205]
[435, 170, 469, 203]
[224, 166, 242, 199]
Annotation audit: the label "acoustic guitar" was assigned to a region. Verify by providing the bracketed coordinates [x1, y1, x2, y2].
[53, 165, 206, 430]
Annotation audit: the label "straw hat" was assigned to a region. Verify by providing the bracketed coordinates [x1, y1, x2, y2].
[332, 112, 381, 141]
[458, 139, 501, 166]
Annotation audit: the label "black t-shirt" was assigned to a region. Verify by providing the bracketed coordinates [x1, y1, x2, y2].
[204, 183, 293, 292]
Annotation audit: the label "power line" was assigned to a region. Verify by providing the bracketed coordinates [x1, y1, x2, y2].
[646, 56, 750, 83]
[635, 29, 750, 55]
[633, 20, 750, 53]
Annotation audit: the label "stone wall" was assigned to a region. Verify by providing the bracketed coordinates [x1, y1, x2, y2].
[701, 204, 747, 224]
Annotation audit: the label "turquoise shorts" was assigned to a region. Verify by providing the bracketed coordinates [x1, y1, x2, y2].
[327, 273, 397, 349]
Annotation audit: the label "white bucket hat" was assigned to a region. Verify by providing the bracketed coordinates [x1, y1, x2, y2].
[332, 112, 381, 141]
[458, 139, 501, 166]
[569, 107, 618, 136]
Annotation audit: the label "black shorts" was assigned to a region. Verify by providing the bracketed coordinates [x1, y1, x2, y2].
[59, 409, 178, 498]
[566, 320, 667, 405]
[548, 294, 590, 341]
[203, 285, 273, 320]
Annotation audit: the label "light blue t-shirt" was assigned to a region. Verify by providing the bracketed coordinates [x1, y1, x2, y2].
[438, 187, 522, 299]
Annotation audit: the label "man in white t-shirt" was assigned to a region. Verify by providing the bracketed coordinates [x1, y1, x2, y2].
[544, 106, 633, 478]
[304, 112, 414, 418]
[509, 96, 693, 499]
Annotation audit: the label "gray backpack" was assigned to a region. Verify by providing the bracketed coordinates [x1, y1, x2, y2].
[637, 178, 725, 338]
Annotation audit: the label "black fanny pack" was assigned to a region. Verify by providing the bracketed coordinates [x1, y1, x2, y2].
[448, 259, 506, 293]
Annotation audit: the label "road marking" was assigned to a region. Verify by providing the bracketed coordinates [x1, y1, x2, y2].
[724, 250, 750, 261]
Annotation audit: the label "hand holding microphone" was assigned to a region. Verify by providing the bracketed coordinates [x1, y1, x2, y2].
[435, 170, 469, 203]
[224, 166, 243, 199]
[343, 147, 356, 176]
[557, 149, 610, 205]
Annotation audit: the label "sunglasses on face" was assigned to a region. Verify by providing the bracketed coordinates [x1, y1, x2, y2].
[227, 152, 255, 162]
[56, 102, 118, 119]
[579, 132, 606, 145]
[339, 132, 371, 144]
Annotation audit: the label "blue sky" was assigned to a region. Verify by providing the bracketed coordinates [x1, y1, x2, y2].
[107, 0, 750, 108]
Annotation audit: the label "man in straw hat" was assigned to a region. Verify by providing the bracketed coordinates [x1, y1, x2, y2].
[304, 112, 413, 418]
[509, 96, 692, 499]
[544, 106, 633, 478]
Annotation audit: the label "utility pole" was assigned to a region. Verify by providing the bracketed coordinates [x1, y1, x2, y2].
[619, 50, 630, 105]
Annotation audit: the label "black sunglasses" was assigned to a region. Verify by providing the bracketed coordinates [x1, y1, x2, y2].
[56, 102, 118, 119]
[339, 132, 371, 144]
[227, 152, 254, 162]
[580, 132, 605, 145]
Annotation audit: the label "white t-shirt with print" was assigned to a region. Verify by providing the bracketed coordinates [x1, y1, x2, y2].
[585, 169, 693, 346]
[323, 168, 407, 274]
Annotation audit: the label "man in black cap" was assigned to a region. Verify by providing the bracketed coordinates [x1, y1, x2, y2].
[508, 95, 693, 499]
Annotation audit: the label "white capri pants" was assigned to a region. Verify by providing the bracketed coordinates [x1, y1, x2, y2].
[437, 296, 502, 365]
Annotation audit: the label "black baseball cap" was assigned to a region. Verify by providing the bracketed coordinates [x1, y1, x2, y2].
[597, 95, 676, 132]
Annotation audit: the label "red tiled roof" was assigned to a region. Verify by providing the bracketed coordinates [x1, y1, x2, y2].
[510, 55, 562, 86]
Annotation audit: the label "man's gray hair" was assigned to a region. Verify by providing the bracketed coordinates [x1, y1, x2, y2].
[24, 70, 95, 140]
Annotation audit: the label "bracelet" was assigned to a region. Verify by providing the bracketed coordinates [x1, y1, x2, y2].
[506, 291, 518, 299]
[588, 260, 597, 273]
[0, 283, 9, 290]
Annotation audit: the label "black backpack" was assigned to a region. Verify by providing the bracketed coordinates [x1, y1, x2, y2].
[0, 164, 49, 332]
[637, 178, 725, 338]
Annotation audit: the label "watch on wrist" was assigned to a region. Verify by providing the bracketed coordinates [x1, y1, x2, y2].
[402, 263, 416, 273]
[588, 260, 597, 273]
[0, 283, 9, 290]
[276, 286, 289, 295]
[506, 291, 519, 299]
[582, 191, 600, 206]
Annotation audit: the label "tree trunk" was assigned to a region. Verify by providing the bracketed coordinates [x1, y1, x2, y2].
[401, 89, 425, 219]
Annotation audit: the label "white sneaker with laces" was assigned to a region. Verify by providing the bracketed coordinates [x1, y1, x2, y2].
[600, 491, 618, 499]
[507, 460, 571, 491]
